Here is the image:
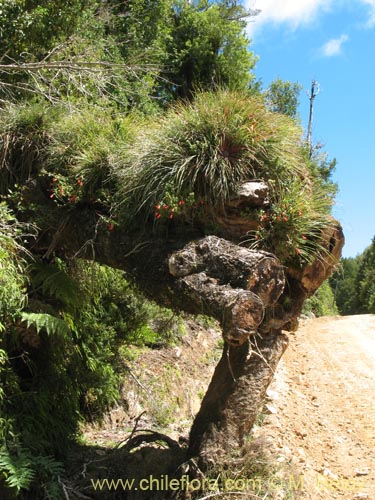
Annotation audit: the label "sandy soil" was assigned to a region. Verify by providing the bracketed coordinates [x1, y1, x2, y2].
[262, 315, 375, 500]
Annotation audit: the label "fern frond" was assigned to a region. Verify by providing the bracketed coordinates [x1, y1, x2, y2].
[30, 261, 80, 310]
[0, 448, 64, 496]
[0, 448, 35, 492]
[21, 312, 71, 338]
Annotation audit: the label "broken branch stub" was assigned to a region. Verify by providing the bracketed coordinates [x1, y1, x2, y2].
[179, 272, 264, 345]
[226, 181, 270, 208]
[169, 235, 285, 306]
[168, 236, 285, 345]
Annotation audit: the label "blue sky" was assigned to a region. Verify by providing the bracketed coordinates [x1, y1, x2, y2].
[245, 0, 375, 257]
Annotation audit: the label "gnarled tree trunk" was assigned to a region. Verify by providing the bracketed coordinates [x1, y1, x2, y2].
[188, 332, 289, 467]
[26, 180, 344, 470]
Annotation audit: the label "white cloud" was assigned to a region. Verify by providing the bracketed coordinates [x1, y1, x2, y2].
[246, 0, 335, 34]
[321, 34, 349, 56]
[358, 0, 375, 26]
[245, 0, 375, 38]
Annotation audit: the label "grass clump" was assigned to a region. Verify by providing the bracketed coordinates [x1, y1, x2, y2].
[115, 89, 335, 266]
[120, 89, 306, 217]
[0, 102, 60, 195]
[0, 101, 141, 225]
[185, 436, 299, 500]
[47, 108, 139, 201]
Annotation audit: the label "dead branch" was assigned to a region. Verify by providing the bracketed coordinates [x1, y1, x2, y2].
[116, 410, 146, 449]
[0, 61, 160, 74]
[120, 430, 181, 452]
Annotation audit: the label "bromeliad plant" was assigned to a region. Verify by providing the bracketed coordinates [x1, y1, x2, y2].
[0, 102, 139, 217]
[120, 89, 307, 219]
[248, 178, 334, 265]
[117, 89, 335, 267]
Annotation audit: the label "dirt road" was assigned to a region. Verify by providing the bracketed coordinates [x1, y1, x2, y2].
[263, 314, 375, 500]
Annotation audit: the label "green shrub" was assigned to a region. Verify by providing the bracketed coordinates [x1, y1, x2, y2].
[0, 204, 184, 496]
[302, 281, 338, 317]
[0, 102, 60, 195]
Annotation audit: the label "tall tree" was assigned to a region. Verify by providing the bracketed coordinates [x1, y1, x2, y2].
[0, 0, 95, 58]
[355, 238, 375, 313]
[163, 0, 258, 99]
[264, 78, 302, 118]
[0, 92, 343, 479]
[330, 238, 375, 315]
[331, 257, 362, 315]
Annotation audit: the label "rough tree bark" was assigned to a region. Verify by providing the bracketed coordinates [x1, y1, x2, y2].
[188, 332, 289, 466]
[168, 236, 285, 345]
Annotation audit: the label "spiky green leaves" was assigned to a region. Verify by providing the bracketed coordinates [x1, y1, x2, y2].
[249, 179, 335, 265]
[121, 90, 306, 214]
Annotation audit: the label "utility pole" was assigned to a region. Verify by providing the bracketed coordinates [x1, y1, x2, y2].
[306, 80, 320, 158]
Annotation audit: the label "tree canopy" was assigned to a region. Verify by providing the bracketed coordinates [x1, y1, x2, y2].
[0, 0, 258, 108]
[264, 78, 302, 119]
[332, 238, 375, 315]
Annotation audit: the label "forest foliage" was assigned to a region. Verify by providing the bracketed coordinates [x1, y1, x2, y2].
[330, 238, 375, 315]
[0, 0, 345, 497]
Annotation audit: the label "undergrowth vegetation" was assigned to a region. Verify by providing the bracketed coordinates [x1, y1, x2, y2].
[185, 435, 299, 500]
[0, 201, 183, 497]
